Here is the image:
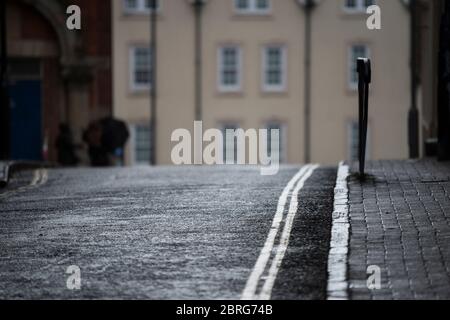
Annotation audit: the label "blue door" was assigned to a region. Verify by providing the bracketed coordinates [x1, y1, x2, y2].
[9, 80, 42, 161]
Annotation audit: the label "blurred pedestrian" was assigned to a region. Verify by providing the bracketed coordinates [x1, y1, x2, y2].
[55, 123, 79, 166]
[82, 118, 129, 167]
[83, 121, 110, 167]
[99, 117, 129, 167]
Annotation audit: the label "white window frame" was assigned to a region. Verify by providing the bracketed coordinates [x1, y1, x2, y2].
[343, 0, 375, 13]
[130, 46, 152, 92]
[347, 120, 370, 162]
[123, 0, 161, 15]
[262, 45, 287, 92]
[218, 46, 242, 93]
[265, 121, 287, 164]
[234, 0, 271, 15]
[130, 124, 152, 166]
[348, 44, 370, 91]
[221, 123, 240, 164]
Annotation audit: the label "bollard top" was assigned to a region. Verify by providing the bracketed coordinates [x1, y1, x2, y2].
[357, 58, 371, 84]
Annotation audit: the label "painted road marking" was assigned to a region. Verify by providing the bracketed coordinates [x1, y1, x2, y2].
[242, 164, 319, 300]
[0, 169, 48, 200]
[30, 169, 42, 186]
[327, 161, 350, 300]
[241, 165, 310, 300]
[259, 164, 319, 299]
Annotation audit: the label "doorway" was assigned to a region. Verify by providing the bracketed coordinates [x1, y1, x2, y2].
[8, 59, 42, 161]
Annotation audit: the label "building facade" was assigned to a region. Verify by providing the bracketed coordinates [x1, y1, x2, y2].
[3, 0, 112, 163]
[113, 0, 411, 166]
[413, 0, 449, 160]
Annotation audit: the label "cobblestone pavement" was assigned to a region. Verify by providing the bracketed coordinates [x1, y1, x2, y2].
[348, 160, 450, 300]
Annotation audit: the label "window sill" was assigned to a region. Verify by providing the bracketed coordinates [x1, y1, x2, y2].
[121, 12, 164, 20]
[340, 10, 369, 19]
[347, 85, 358, 93]
[261, 87, 288, 95]
[129, 89, 151, 97]
[345, 87, 375, 96]
[216, 90, 245, 98]
[260, 91, 289, 99]
[232, 13, 273, 20]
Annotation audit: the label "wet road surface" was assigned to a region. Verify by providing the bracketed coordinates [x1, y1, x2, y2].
[0, 166, 336, 299]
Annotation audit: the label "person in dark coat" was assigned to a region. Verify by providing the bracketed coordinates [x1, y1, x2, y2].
[83, 122, 110, 167]
[55, 124, 80, 166]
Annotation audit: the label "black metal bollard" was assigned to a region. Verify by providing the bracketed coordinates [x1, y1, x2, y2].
[357, 58, 371, 179]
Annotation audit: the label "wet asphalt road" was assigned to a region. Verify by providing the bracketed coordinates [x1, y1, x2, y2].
[0, 165, 336, 300]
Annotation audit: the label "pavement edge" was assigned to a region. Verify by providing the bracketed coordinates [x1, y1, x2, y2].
[0, 161, 54, 188]
[326, 161, 350, 300]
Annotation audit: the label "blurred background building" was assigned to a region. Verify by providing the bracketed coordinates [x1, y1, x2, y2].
[0, 0, 112, 163]
[1, 0, 448, 166]
[113, 0, 411, 166]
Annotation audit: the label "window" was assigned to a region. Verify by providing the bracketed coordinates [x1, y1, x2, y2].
[348, 121, 359, 162]
[347, 121, 370, 162]
[124, 0, 160, 14]
[344, 0, 375, 12]
[262, 45, 286, 92]
[266, 122, 285, 163]
[348, 44, 369, 90]
[130, 46, 152, 91]
[132, 125, 151, 165]
[221, 124, 240, 164]
[218, 46, 242, 92]
[234, 0, 270, 14]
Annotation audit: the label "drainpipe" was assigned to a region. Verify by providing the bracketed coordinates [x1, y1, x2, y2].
[191, 0, 206, 122]
[0, 0, 10, 160]
[408, 0, 420, 158]
[298, 0, 318, 164]
[189, 0, 206, 165]
[150, 0, 158, 166]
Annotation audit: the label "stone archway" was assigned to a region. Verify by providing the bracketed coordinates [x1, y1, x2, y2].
[19, 0, 81, 68]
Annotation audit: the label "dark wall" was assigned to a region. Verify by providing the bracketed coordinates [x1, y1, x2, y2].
[438, 1, 450, 160]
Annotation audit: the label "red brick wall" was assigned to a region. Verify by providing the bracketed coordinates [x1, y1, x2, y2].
[72, 0, 113, 114]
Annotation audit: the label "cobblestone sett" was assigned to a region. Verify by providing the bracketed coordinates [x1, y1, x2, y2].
[347, 160, 450, 300]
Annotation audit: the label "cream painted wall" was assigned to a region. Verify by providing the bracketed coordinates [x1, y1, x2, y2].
[113, 0, 411, 166]
[113, 0, 196, 165]
[311, 0, 410, 165]
[201, 0, 305, 164]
